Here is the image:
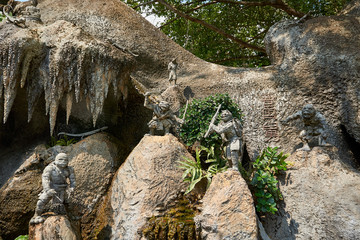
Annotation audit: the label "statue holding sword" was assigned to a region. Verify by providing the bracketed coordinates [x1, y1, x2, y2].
[205, 105, 244, 171]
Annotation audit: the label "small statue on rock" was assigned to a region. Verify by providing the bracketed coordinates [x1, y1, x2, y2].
[205, 106, 243, 171]
[168, 58, 178, 85]
[281, 104, 329, 151]
[144, 92, 184, 136]
[30, 153, 75, 224]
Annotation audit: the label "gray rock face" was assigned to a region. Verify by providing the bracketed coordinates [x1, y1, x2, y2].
[195, 170, 258, 240]
[109, 134, 190, 240]
[262, 147, 360, 240]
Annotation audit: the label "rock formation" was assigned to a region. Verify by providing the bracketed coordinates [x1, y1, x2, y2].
[0, 0, 360, 239]
[0, 133, 122, 239]
[108, 134, 190, 239]
[195, 170, 258, 240]
[29, 215, 79, 240]
[262, 147, 360, 240]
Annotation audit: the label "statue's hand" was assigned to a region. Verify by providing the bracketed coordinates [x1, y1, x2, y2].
[67, 187, 75, 196]
[46, 189, 57, 196]
[280, 120, 288, 126]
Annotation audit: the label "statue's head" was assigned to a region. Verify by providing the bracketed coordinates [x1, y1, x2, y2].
[221, 110, 233, 122]
[159, 101, 170, 111]
[302, 104, 316, 119]
[55, 153, 69, 168]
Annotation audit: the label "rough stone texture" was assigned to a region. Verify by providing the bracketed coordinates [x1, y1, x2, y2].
[0, 20, 135, 135]
[109, 134, 190, 240]
[0, 153, 43, 239]
[262, 147, 360, 240]
[0, 133, 122, 239]
[29, 215, 79, 240]
[194, 170, 258, 240]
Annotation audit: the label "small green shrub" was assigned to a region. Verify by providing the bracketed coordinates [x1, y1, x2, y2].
[178, 145, 227, 194]
[47, 135, 77, 148]
[0, 13, 4, 22]
[15, 235, 29, 240]
[179, 93, 243, 149]
[250, 147, 289, 214]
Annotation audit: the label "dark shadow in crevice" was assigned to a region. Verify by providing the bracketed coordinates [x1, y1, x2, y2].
[340, 124, 360, 166]
[241, 144, 251, 171]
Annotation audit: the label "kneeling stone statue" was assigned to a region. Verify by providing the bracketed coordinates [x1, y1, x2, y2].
[30, 153, 75, 224]
[281, 104, 330, 151]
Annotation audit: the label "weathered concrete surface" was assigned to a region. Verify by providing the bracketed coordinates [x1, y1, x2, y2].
[108, 134, 190, 240]
[262, 147, 360, 240]
[195, 170, 258, 240]
[29, 215, 79, 240]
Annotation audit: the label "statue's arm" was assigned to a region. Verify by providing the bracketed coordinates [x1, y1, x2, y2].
[144, 94, 155, 110]
[68, 166, 76, 189]
[281, 111, 301, 124]
[42, 166, 52, 191]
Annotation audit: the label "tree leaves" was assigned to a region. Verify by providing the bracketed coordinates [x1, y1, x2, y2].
[122, 0, 350, 67]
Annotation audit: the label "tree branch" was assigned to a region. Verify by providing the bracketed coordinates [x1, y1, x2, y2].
[156, 0, 266, 53]
[215, 0, 305, 18]
[212, 55, 266, 64]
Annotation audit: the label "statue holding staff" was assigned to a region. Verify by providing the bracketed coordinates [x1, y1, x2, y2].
[205, 107, 244, 170]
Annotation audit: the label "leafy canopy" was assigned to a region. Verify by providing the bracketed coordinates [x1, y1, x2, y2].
[122, 0, 350, 67]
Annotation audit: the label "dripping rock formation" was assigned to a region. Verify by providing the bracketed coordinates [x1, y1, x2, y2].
[0, 0, 360, 239]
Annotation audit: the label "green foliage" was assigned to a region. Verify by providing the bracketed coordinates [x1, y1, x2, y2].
[178, 145, 227, 194]
[250, 147, 289, 214]
[0, 12, 4, 22]
[15, 235, 29, 240]
[122, 0, 350, 67]
[179, 93, 243, 149]
[47, 135, 77, 148]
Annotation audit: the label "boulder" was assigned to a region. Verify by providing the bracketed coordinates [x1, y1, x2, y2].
[29, 215, 79, 240]
[108, 134, 191, 239]
[262, 147, 360, 239]
[194, 170, 258, 240]
[0, 133, 122, 239]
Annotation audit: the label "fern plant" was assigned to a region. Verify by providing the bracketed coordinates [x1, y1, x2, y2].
[178, 145, 227, 194]
[250, 147, 289, 214]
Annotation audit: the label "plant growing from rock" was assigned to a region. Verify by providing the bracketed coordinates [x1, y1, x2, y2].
[178, 145, 227, 194]
[179, 93, 243, 149]
[250, 147, 289, 214]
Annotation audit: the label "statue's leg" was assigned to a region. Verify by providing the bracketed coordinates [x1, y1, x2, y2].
[164, 126, 171, 135]
[30, 193, 51, 224]
[298, 130, 311, 151]
[230, 151, 239, 170]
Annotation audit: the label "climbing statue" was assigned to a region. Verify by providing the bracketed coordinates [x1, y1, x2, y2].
[144, 92, 183, 136]
[30, 153, 75, 224]
[206, 108, 244, 170]
[168, 58, 178, 85]
[281, 104, 329, 151]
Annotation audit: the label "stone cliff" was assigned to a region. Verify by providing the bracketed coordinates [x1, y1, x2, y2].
[1, 0, 360, 239]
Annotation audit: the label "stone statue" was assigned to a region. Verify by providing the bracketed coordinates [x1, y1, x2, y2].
[168, 58, 178, 85]
[281, 104, 329, 151]
[206, 109, 243, 170]
[30, 153, 75, 224]
[144, 92, 183, 136]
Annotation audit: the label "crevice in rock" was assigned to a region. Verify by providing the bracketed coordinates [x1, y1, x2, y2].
[242, 144, 251, 171]
[340, 124, 360, 165]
